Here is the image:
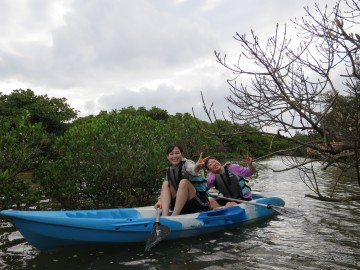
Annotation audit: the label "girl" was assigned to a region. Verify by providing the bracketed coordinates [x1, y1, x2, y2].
[155, 144, 210, 216]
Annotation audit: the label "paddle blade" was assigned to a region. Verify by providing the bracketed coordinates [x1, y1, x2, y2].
[145, 224, 171, 251]
[270, 205, 304, 218]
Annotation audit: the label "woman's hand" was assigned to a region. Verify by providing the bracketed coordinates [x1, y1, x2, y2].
[154, 200, 162, 209]
[195, 152, 210, 171]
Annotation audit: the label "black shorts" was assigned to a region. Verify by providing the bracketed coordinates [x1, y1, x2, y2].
[170, 192, 209, 214]
[215, 198, 231, 206]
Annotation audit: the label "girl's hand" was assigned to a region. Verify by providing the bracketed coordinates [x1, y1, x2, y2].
[245, 150, 253, 165]
[245, 149, 256, 173]
[196, 152, 210, 170]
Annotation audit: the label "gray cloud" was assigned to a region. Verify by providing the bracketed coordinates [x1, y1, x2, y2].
[0, 0, 339, 119]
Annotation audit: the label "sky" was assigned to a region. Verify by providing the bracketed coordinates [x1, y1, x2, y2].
[0, 0, 340, 120]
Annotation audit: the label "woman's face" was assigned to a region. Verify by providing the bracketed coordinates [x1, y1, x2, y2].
[207, 158, 222, 173]
[167, 146, 183, 165]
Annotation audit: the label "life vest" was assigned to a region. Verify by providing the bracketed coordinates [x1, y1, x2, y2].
[214, 164, 251, 199]
[167, 161, 208, 194]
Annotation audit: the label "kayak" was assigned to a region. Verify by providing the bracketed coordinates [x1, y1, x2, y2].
[0, 194, 285, 251]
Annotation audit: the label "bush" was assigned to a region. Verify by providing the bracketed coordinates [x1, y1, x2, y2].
[35, 111, 173, 209]
[0, 111, 48, 209]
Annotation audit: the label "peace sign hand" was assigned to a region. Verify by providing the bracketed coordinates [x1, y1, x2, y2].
[196, 152, 211, 170]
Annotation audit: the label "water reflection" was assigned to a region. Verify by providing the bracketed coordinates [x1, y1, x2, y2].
[1, 157, 360, 269]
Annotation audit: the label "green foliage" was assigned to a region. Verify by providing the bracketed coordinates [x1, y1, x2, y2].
[119, 106, 169, 121]
[103, 107, 222, 158]
[147, 106, 169, 121]
[201, 120, 272, 159]
[35, 111, 174, 209]
[0, 89, 78, 135]
[0, 110, 49, 209]
[0, 170, 42, 210]
[166, 113, 220, 159]
[2, 90, 313, 210]
[1, 111, 50, 170]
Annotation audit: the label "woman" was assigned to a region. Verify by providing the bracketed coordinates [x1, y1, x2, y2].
[205, 154, 255, 208]
[155, 144, 210, 216]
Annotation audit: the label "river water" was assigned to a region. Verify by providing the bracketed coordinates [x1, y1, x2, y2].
[1, 157, 359, 270]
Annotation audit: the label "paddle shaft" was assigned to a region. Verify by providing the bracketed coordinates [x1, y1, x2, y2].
[209, 194, 273, 209]
[209, 194, 303, 218]
[154, 207, 160, 225]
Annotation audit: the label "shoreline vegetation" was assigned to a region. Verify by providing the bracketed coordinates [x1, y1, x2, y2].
[2, 87, 359, 211]
[1, 90, 298, 211]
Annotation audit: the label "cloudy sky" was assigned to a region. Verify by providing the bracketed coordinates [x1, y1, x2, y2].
[0, 0, 339, 120]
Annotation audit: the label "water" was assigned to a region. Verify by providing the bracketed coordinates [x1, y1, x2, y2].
[1, 157, 360, 270]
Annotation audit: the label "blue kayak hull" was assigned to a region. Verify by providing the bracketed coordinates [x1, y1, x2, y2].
[0, 195, 285, 250]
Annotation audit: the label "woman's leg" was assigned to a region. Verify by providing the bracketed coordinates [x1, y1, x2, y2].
[209, 198, 221, 209]
[225, 202, 237, 207]
[159, 181, 172, 216]
[171, 179, 196, 216]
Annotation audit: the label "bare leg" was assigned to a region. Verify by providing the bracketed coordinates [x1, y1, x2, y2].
[159, 181, 172, 216]
[209, 199, 221, 209]
[171, 179, 196, 216]
[225, 202, 237, 207]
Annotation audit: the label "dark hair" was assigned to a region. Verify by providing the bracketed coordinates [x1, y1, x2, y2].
[166, 144, 184, 155]
[204, 156, 216, 170]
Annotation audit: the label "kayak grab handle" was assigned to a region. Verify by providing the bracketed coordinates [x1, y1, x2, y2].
[113, 220, 152, 230]
[201, 216, 232, 224]
[201, 207, 244, 223]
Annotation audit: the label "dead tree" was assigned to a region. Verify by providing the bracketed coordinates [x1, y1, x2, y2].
[204, 1, 360, 201]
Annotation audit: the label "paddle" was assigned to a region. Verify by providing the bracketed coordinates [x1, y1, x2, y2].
[145, 208, 171, 251]
[209, 194, 303, 218]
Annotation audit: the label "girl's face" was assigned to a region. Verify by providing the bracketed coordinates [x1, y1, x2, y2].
[207, 158, 222, 173]
[167, 146, 183, 165]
